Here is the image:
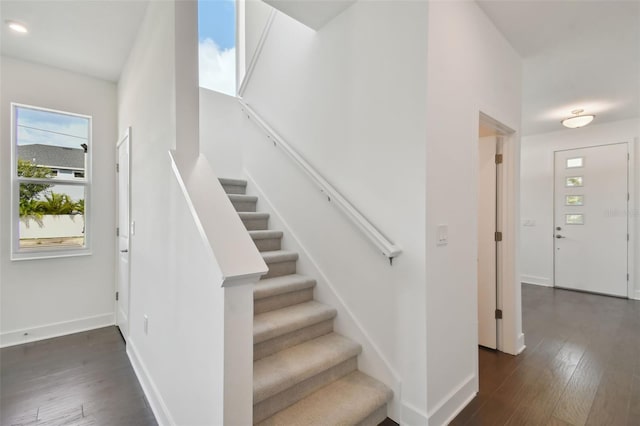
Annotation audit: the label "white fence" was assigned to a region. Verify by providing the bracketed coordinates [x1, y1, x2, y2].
[20, 215, 85, 239]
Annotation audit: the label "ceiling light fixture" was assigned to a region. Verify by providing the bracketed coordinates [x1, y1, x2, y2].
[6, 20, 28, 34]
[561, 109, 595, 129]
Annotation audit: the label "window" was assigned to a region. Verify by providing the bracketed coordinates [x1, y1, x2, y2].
[11, 104, 91, 260]
[565, 195, 584, 206]
[198, 0, 237, 96]
[566, 157, 584, 168]
[565, 176, 583, 187]
[565, 214, 584, 225]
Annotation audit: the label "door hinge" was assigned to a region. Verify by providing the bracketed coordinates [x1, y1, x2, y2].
[116, 163, 120, 172]
[495, 154, 503, 164]
[116, 227, 119, 237]
[116, 292, 119, 301]
[628, 233, 630, 241]
[628, 273, 630, 281]
[495, 231, 503, 242]
[495, 309, 503, 319]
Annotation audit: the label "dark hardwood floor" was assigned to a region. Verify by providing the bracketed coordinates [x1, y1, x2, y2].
[3, 285, 638, 426]
[452, 283, 640, 426]
[0, 326, 156, 426]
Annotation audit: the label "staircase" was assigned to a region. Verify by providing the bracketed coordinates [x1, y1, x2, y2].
[220, 178, 393, 425]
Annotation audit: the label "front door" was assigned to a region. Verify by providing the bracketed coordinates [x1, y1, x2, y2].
[554, 143, 629, 297]
[116, 129, 131, 339]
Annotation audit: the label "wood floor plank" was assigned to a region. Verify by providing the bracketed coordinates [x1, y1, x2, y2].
[453, 284, 640, 426]
[0, 326, 156, 426]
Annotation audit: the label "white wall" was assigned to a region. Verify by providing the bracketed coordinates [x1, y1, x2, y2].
[199, 88, 245, 178]
[0, 57, 116, 347]
[118, 2, 257, 424]
[239, 1, 428, 422]
[521, 118, 640, 299]
[425, 2, 522, 424]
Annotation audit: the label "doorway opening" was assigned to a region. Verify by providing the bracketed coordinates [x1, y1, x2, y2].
[477, 112, 519, 353]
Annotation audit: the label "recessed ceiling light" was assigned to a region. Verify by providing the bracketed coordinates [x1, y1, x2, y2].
[561, 109, 595, 129]
[6, 20, 28, 34]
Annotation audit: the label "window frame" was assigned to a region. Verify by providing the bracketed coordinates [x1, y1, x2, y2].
[10, 102, 93, 261]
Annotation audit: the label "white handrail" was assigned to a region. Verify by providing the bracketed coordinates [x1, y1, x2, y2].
[238, 9, 277, 98]
[239, 100, 402, 263]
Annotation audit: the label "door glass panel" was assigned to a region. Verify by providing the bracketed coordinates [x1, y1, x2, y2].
[566, 157, 584, 168]
[565, 195, 584, 206]
[565, 214, 584, 225]
[566, 176, 583, 187]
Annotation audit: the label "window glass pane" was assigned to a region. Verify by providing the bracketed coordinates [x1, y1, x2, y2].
[198, 0, 236, 96]
[15, 106, 88, 181]
[18, 183, 86, 249]
[565, 195, 584, 206]
[566, 157, 583, 168]
[565, 214, 584, 225]
[566, 176, 583, 187]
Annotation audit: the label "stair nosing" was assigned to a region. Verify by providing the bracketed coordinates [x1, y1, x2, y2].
[253, 333, 361, 404]
[261, 250, 298, 263]
[254, 274, 316, 300]
[254, 301, 336, 344]
[228, 194, 258, 202]
[256, 371, 393, 426]
[219, 178, 247, 186]
[249, 230, 284, 240]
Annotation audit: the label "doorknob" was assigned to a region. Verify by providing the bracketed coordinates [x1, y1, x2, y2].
[555, 235, 565, 239]
[120, 249, 129, 253]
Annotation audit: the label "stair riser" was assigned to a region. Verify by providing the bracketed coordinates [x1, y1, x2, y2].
[242, 218, 269, 231]
[357, 405, 388, 426]
[222, 184, 246, 195]
[254, 288, 314, 315]
[262, 261, 297, 279]
[232, 200, 257, 212]
[253, 357, 358, 424]
[253, 237, 282, 252]
[254, 319, 333, 361]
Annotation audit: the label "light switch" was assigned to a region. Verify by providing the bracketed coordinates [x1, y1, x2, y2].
[437, 224, 448, 246]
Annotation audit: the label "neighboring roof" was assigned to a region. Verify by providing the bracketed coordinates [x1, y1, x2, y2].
[18, 144, 85, 170]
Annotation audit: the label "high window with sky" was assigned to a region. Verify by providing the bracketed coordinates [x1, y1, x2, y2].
[198, 0, 236, 96]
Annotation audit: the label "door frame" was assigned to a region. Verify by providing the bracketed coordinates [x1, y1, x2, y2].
[478, 112, 522, 355]
[116, 127, 132, 340]
[552, 141, 635, 299]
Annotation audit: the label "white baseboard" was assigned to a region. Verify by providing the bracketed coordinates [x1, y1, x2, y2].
[428, 374, 477, 426]
[0, 313, 114, 348]
[127, 339, 175, 426]
[516, 333, 526, 355]
[633, 289, 640, 301]
[400, 401, 428, 425]
[521, 275, 552, 287]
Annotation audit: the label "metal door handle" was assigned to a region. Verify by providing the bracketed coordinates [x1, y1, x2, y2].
[555, 235, 565, 239]
[120, 249, 129, 253]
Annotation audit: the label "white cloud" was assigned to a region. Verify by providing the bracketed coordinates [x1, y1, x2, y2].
[199, 38, 236, 96]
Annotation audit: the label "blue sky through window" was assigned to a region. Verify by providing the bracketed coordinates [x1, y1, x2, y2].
[16, 106, 89, 149]
[198, 0, 236, 96]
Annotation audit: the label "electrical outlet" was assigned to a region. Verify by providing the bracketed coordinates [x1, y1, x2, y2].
[143, 315, 148, 334]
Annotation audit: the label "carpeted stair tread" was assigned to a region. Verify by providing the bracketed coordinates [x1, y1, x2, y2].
[249, 230, 284, 240]
[238, 212, 269, 220]
[228, 194, 258, 202]
[254, 333, 361, 404]
[254, 274, 316, 300]
[261, 250, 298, 264]
[254, 301, 336, 344]
[218, 177, 247, 187]
[256, 371, 393, 426]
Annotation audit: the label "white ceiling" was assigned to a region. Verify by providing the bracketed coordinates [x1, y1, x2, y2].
[1, 1, 149, 82]
[2, 0, 637, 134]
[477, 0, 640, 135]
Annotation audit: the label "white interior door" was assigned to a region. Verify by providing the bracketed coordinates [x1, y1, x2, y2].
[554, 143, 628, 297]
[478, 136, 497, 349]
[116, 129, 131, 340]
